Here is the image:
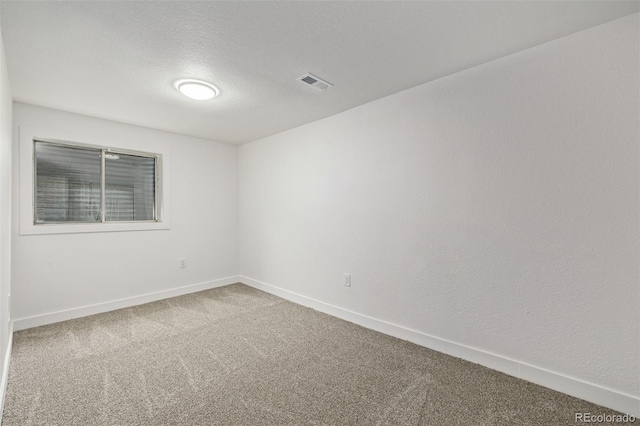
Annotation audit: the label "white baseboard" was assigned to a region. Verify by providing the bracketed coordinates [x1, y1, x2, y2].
[13, 276, 241, 331]
[240, 275, 640, 418]
[0, 321, 13, 425]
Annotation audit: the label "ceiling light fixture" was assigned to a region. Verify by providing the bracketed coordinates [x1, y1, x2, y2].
[174, 79, 219, 101]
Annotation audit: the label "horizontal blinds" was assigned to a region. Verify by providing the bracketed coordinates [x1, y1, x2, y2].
[34, 141, 157, 224]
[105, 153, 156, 221]
[35, 142, 102, 223]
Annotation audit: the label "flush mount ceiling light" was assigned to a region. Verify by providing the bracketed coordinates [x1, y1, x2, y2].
[174, 79, 219, 101]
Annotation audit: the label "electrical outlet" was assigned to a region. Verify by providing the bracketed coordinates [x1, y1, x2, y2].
[180, 258, 187, 268]
[344, 274, 351, 287]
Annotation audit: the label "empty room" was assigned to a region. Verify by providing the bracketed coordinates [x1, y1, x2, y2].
[0, 1, 638, 425]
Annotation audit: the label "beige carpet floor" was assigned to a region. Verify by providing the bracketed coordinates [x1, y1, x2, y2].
[1, 283, 630, 425]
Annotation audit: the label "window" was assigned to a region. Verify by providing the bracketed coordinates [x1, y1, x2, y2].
[20, 126, 170, 235]
[34, 140, 159, 224]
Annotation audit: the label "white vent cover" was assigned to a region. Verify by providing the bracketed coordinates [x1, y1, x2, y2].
[297, 73, 333, 92]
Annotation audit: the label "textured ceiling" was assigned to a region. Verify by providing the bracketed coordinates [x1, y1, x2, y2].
[1, 1, 638, 145]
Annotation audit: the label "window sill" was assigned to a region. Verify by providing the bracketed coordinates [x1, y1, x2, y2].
[21, 221, 170, 236]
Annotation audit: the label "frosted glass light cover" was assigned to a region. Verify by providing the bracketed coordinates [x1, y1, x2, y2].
[175, 80, 218, 100]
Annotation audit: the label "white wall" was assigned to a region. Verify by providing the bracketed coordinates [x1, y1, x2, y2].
[12, 103, 238, 326]
[0, 16, 13, 406]
[239, 14, 639, 414]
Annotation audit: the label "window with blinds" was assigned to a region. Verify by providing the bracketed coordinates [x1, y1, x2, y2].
[34, 140, 158, 224]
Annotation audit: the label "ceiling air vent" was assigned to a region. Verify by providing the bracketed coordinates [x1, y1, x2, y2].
[297, 73, 333, 92]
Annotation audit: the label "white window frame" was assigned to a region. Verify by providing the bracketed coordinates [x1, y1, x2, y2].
[20, 126, 171, 235]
